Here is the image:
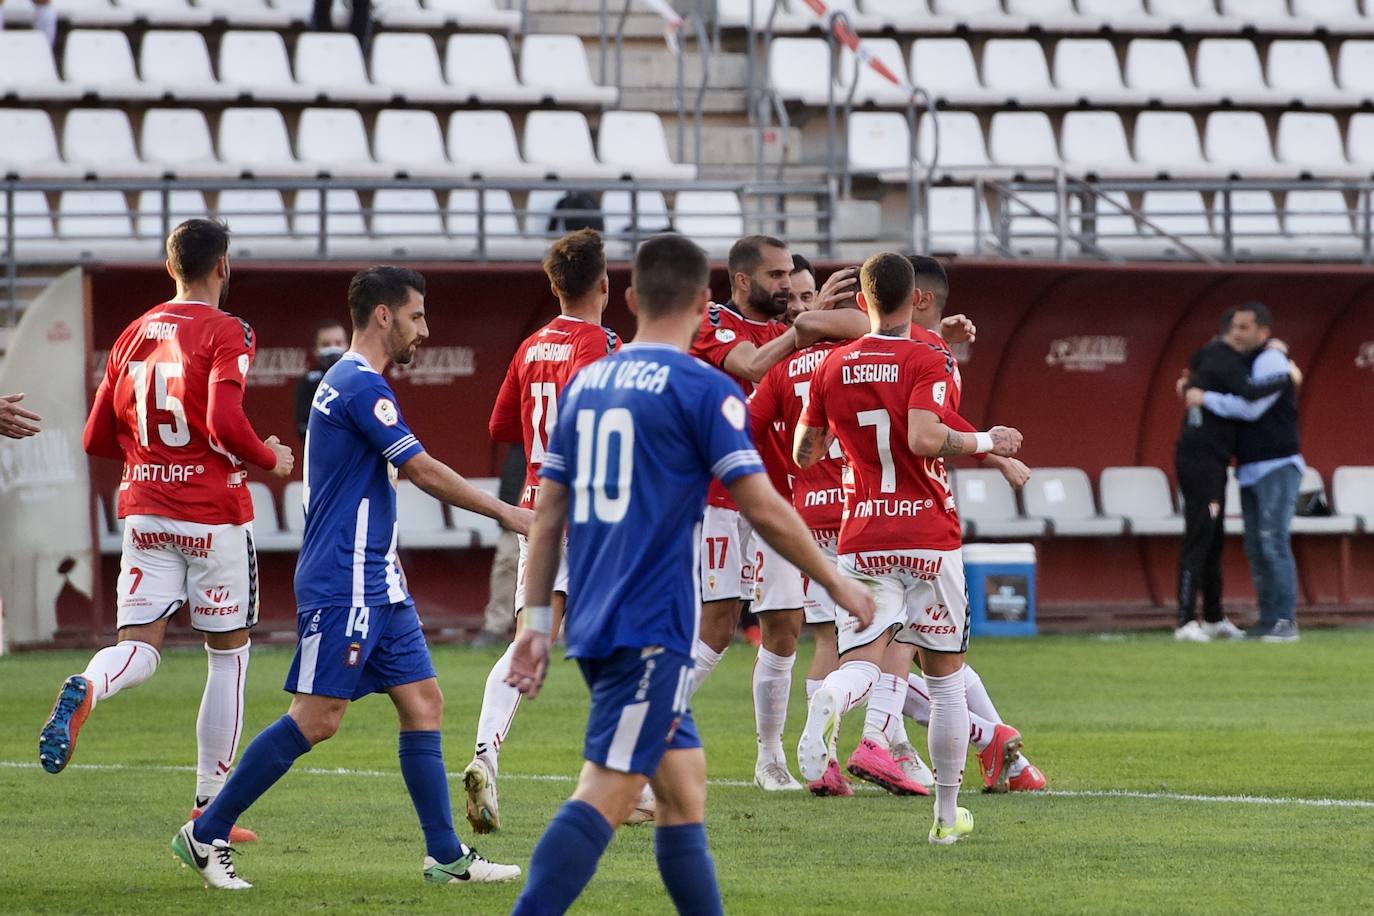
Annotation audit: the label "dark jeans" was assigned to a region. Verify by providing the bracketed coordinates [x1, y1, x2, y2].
[1175, 452, 1227, 626]
[312, 0, 372, 53]
[1240, 463, 1302, 627]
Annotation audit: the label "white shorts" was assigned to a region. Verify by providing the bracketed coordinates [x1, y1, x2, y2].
[699, 505, 753, 603]
[514, 533, 569, 612]
[749, 533, 804, 613]
[835, 548, 968, 655]
[116, 515, 259, 633]
[803, 530, 839, 624]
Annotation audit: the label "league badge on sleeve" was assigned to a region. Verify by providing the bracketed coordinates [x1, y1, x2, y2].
[932, 381, 947, 407]
[374, 397, 400, 427]
[238, 354, 250, 377]
[722, 395, 747, 431]
[715, 328, 737, 344]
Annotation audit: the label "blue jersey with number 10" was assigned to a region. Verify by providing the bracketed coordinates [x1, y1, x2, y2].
[540, 343, 764, 660]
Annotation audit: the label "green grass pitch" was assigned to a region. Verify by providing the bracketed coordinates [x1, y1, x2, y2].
[3, 630, 1373, 915]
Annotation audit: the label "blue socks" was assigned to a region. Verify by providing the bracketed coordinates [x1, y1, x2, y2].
[656, 823, 723, 916]
[193, 714, 312, 844]
[397, 730, 464, 863]
[512, 800, 614, 916]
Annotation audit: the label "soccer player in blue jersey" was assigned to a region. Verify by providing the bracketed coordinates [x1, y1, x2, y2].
[172, 266, 531, 890]
[505, 235, 877, 916]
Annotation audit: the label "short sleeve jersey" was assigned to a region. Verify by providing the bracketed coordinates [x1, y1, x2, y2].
[294, 352, 426, 610]
[802, 333, 962, 554]
[689, 302, 788, 510]
[751, 339, 847, 531]
[540, 344, 765, 660]
[100, 301, 258, 525]
[489, 315, 620, 509]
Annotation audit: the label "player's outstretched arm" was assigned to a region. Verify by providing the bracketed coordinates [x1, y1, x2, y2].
[792, 420, 835, 470]
[505, 480, 565, 698]
[794, 308, 867, 349]
[402, 451, 534, 536]
[1, 392, 43, 440]
[908, 408, 1021, 459]
[722, 328, 799, 385]
[207, 379, 289, 473]
[728, 473, 876, 629]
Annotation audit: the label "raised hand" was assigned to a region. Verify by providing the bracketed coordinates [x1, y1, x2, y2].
[0, 393, 42, 439]
[940, 314, 977, 345]
[988, 425, 1023, 457]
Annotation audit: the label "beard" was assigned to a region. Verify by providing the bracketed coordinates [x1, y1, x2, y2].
[748, 279, 788, 318]
[389, 327, 418, 365]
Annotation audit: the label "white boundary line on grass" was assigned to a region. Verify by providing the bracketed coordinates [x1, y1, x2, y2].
[4, 760, 1373, 810]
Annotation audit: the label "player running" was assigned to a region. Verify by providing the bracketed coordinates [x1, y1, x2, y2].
[504, 233, 876, 916]
[463, 228, 622, 834]
[793, 253, 1022, 845]
[172, 266, 527, 890]
[41, 219, 292, 845]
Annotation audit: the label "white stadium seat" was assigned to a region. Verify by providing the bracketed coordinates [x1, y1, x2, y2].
[909, 40, 998, 107]
[134, 189, 208, 240]
[218, 108, 317, 179]
[32, 0, 133, 26]
[219, 31, 321, 103]
[296, 108, 393, 178]
[1291, 468, 1359, 534]
[141, 108, 238, 178]
[140, 30, 236, 101]
[283, 481, 306, 535]
[522, 187, 573, 240]
[396, 480, 468, 549]
[597, 111, 696, 181]
[989, 111, 1061, 174]
[0, 190, 55, 248]
[370, 189, 451, 258]
[522, 110, 622, 180]
[837, 38, 911, 107]
[1219, 0, 1310, 32]
[673, 191, 744, 256]
[294, 33, 390, 104]
[981, 39, 1064, 107]
[1139, 191, 1219, 258]
[1282, 189, 1357, 256]
[56, 190, 149, 258]
[519, 34, 617, 106]
[1268, 41, 1349, 108]
[1006, 0, 1093, 31]
[197, 0, 291, 27]
[370, 33, 458, 104]
[63, 30, 160, 99]
[919, 186, 991, 256]
[247, 482, 295, 551]
[767, 37, 832, 106]
[1053, 39, 1139, 107]
[955, 469, 1045, 539]
[1203, 111, 1287, 179]
[445, 34, 542, 105]
[446, 189, 538, 257]
[447, 110, 543, 179]
[373, 109, 459, 178]
[1337, 40, 1374, 103]
[216, 190, 316, 258]
[1332, 467, 1374, 531]
[1124, 39, 1207, 106]
[0, 110, 83, 179]
[1100, 468, 1184, 535]
[372, 0, 446, 28]
[1276, 112, 1365, 179]
[1293, 0, 1369, 32]
[424, 0, 521, 31]
[1023, 468, 1124, 536]
[1133, 111, 1223, 180]
[1147, 0, 1240, 30]
[601, 189, 672, 242]
[1195, 39, 1284, 106]
[1077, 0, 1165, 31]
[450, 478, 502, 547]
[906, 110, 994, 181]
[113, 0, 211, 25]
[1062, 111, 1157, 179]
[930, 0, 1028, 30]
[0, 31, 81, 100]
[848, 111, 909, 176]
[63, 108, 161, 178]
[1346, 113, 1374, 174]
[1218, 190, 1290, 259]
[715, 0, 811, 32]
[293, 190, 370, 250]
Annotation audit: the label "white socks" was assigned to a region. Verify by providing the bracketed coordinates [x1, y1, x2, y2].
[924, 668, 969, 825]
[195, 642, 250, 804]
[690, 640, 724, 696]
[82, 640, 160, 705]
[862, 673, 906, 747]
[33, 4, 57, 45]
[752, 647, 794, 765]
[961, 665, 1001, 724]
[474, 643, 521, 775]
[818, 660, 880, 717]
[804, 678, 822, 701]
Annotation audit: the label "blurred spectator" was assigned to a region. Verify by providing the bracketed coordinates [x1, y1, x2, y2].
[1, 392, 42, 438]
[471, 444, 526, 647]
[294, 319, 347, 440]
[0, 0, 57, 46]
[312, 0, 371, 54]
[1186, 303, 1304, 643]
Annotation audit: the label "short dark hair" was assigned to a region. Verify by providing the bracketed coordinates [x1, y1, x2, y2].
[1220, 301, 1273, 335]
[166, 218, 229, 283]
[860, 252, 915, 316]
[315, 318, 345, 334]
[543, 228, 606, 300]
[907, 254, 949, 306]
[727, 234, 787, 279]
[790, 253, 814, 281]
[632, 234, 710, 317]
[347, 266, 427, 329]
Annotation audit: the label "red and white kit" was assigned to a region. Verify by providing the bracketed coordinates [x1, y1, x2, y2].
[490, 314, 620, 610]
[690, 302, 789, 602]
[749, 340, 847, 619]
[803, 332, 969, 654]
[87, 302, 274, 632]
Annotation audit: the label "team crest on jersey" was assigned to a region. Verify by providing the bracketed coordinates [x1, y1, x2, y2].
[237, 353, 250, 377]
[373, 397, 399, 427]
[932, 381, 947, 406]
[715, 328, 737, 344]
[345, 642, 362, 667]
[721, 396, 747, 431]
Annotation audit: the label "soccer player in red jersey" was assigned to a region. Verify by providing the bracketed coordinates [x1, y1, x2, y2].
[793, 253, 1023, 843]
[39, 220, 293, 843]
[463, 229, 623, 833]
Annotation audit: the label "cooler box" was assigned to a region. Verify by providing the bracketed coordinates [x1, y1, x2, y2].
[962, 542, 1036, 637]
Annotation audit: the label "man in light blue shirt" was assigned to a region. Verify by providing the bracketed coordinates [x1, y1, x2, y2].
[1186, 302, 1303, 642]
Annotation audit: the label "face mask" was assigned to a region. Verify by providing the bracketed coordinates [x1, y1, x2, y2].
[317, 346, 345, 370]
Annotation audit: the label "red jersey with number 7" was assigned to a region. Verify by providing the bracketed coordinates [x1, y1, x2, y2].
[802, 332, 962, 554]
[98, 301, 259, 525]
[490, 314, 621, 509]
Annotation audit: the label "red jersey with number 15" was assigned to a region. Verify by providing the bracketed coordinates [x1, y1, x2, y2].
[690, 302, 788, 510]
[100, 301, 258, 525]
[490, 314, 621, 508]
[802, 332, 962, 554]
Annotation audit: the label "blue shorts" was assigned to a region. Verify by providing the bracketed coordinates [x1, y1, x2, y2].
[283, 600, 437, 701]
[577, 646, 700, 777]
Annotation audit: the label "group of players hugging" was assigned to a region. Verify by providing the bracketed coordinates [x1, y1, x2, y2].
[37, 216, 1045, 914]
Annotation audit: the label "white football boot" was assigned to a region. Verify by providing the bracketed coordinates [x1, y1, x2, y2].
[171, 820, 251, 890]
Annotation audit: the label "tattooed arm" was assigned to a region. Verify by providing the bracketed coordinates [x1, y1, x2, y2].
[792, 421, 836, 470]
[907, 408, 1022, 459]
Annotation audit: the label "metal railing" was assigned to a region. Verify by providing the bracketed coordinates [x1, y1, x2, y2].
[1, 176, 836, 322]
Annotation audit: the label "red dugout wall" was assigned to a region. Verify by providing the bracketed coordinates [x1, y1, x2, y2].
[79, 259, 1374, 639]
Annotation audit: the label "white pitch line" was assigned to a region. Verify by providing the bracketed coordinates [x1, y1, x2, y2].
[3, 761, 1372, 810]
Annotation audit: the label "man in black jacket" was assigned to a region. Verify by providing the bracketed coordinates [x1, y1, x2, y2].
[1173, 305, 1293, 643]
[293, 320, 348, 440]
